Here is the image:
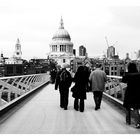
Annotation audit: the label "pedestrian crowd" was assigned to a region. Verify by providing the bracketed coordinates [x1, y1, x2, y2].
[53, 61, 140, 129]
[54, 63, 106, 112]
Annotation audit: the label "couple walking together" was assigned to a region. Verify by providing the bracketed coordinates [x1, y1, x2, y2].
[55, 63, 107, 112]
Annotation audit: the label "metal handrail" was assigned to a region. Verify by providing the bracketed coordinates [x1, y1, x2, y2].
[105, 75, 126, 103]
[0, 73, 50, 110]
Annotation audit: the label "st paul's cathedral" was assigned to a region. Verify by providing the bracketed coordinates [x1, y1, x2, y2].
[48, 17, 74, 67]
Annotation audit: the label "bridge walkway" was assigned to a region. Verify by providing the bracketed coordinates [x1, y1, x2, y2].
[0, 84, 139, 134]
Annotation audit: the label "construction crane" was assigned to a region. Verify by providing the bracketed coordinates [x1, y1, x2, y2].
[105, 36, 109, 48]
[112, 41, 118, 47]
[105, 36, 118, 47]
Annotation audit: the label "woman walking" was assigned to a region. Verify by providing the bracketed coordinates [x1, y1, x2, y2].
[71, 66, 89, 112]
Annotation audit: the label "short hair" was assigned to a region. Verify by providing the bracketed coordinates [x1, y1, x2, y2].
[96, 63, 102, 68]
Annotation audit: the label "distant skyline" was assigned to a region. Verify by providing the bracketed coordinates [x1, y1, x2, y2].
[0, 0, 140, 60]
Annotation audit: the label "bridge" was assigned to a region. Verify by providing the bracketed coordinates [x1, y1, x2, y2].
[0, 73, 139, 134]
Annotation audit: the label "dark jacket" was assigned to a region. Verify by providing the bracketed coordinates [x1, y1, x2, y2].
[72, 66, 89, 100]
[55, 69, 72, 90]
[122, 72, 140, 109]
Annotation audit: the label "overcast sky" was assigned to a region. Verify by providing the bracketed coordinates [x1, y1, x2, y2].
[0, 0, 140, 60]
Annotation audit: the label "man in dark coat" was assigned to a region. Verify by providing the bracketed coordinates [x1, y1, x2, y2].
[55, 64, 72, 110]
[122, 62, 140, 128]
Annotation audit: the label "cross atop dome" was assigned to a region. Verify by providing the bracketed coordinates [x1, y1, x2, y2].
[17, 38, 20, 44]
[59, 16, 64, 29]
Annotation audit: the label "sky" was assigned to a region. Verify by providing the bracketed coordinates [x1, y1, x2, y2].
[0, 0, 140, 60]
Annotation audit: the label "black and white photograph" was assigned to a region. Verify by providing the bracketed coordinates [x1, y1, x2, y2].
[0, 0, 140, 137]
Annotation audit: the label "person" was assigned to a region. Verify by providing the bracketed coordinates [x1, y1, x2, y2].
[122, 62, 140, 128]
[55, 63, 72, 110]
[89, 63, 107, 110]
[71, 65, 89, 112]
[50, 68, 57, 84]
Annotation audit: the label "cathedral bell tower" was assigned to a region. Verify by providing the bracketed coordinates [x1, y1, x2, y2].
[14, 38, 22, 59]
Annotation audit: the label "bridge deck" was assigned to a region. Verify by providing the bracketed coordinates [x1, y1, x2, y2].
[0, 84, 139, 134]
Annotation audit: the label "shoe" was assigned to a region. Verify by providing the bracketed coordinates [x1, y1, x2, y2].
[74, 107, 78, 111]
[60, 105, 64, 108]
[80, 110, 84, 112]
[135, 124, 140, 129]
[64, 107, 67, 110]
[95, 106, 100, 110]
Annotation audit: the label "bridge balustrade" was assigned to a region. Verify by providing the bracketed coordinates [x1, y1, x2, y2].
[105, 75, 127, 104]
[0, 73, 50, 110]
[0, 74, 127, 114]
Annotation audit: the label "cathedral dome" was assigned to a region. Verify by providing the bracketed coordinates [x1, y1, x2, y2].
[52, 28, 71, 41]
[49, 17, 74, 64]
[50, 39, 73, 46]
[52, 17, 71, 41]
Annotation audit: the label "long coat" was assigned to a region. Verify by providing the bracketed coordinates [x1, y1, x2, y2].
[72, 66, 89, 100]
[122, 72, 140, 109]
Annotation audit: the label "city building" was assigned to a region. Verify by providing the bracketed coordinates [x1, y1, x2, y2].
[0, 39, 57, 77]
[14, 38, 22, 59]
[5, 38, 23, 64]
[27, 58, 54, 74]
[107, 46, 115, 59]
[102, 58, 125, 76]
[0, 39, 25, 76]
[73, 49, 76, 56]
[48, 17, 74, 66]
[79, 45, 86, 56]
[70, 56, 92, 73]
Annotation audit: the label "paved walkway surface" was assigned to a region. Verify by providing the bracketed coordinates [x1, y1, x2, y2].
[0, 84, 139, 134]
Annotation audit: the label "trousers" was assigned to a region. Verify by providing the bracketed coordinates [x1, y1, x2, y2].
[59, 88, 69, 109]
[93, 91, 103, 108]
[74, 98, 84, 112]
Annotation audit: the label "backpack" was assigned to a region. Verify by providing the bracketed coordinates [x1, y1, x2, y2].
[60, 70, 69, 83]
